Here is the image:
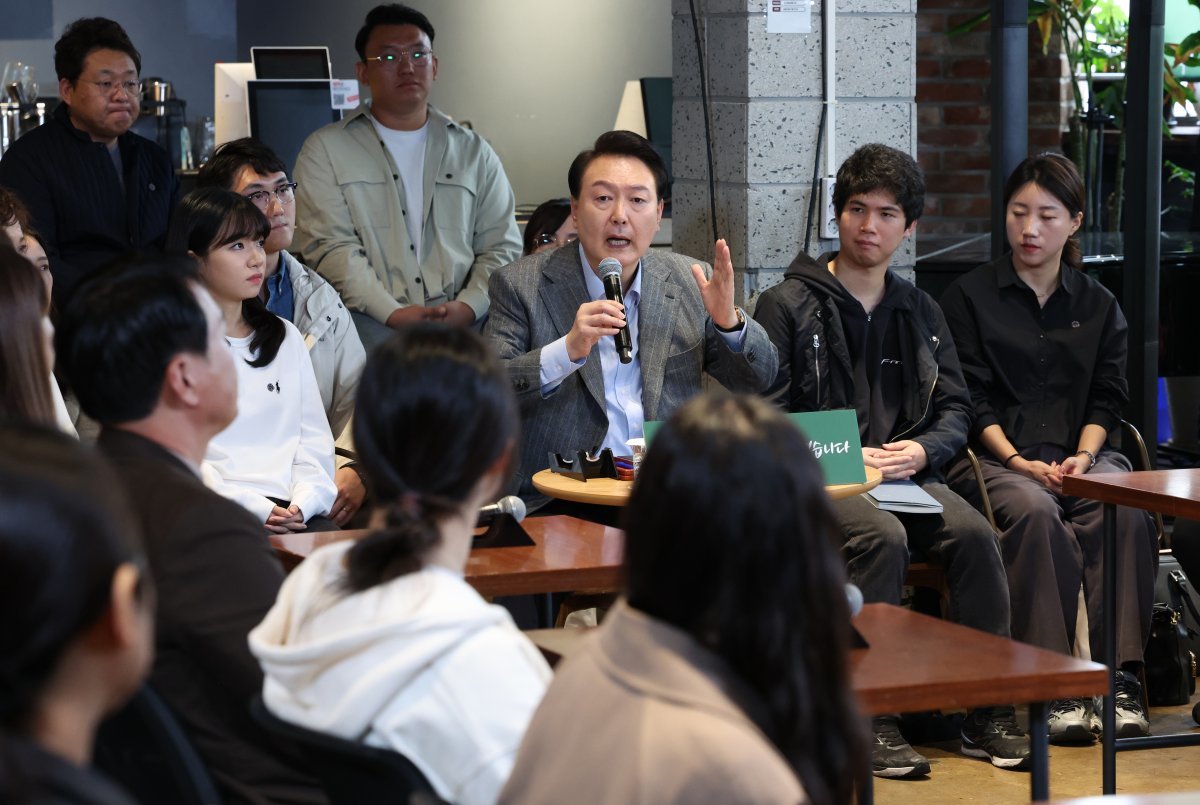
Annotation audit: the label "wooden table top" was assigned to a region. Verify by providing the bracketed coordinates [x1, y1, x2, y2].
[269, 514, 624, 598]
[851, 604, 1108, 714]
[1063, 468, 1200, 519]
[531, 464, 883, 506]
[531, 470, 632, 505]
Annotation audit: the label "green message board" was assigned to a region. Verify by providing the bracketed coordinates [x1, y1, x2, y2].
[642, 407, 865, 485]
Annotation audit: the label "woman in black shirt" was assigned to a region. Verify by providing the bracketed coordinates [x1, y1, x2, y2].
[940, 153, 1158, 744]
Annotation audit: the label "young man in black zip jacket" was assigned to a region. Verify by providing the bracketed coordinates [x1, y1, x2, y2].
[755, 144, 1023, 779]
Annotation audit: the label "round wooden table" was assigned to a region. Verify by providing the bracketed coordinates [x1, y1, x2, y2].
[532, 465, 883, 507]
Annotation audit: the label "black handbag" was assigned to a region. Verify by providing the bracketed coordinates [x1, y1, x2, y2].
[1145, 602, 1197, 706]
[1145, 560, 1200, 706]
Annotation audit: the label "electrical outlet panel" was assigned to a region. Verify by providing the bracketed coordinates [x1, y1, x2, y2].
[820, 178, 838, 239]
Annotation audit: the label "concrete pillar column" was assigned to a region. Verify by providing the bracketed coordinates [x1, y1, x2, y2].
[671, 0, 917, 304]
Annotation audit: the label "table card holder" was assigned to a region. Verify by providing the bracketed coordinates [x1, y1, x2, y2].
[548, 448, 618, 482]
[473, 513, 535, 549]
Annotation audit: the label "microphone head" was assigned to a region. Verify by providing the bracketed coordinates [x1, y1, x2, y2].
[497, 495, 527, 523]
[597, 257, 623, 280]
[845, 583, 864, 617]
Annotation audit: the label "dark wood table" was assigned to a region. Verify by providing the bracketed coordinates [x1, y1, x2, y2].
[853, 604, 1108, 803]
[1062, 469, 1200, 796]
[269, 514, 624, 598]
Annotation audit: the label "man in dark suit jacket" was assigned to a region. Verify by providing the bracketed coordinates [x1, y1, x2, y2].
[485, 131, 777, 503]
[57, 258, 323, 805]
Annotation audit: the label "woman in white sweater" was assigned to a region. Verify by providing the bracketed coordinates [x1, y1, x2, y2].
[250, 325, 551, 805]
[167, 188, 337, 532]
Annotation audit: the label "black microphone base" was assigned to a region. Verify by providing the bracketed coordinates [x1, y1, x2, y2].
[473, 513, 535, 549]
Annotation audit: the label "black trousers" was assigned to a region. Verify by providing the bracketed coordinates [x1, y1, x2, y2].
[832, 479, 1011, 638]
[947, 447, 1159, 665]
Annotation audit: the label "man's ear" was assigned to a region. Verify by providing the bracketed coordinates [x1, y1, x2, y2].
[82, 562, 145, 653]
[904, 219, 919, 238]
[164, 354, 201, 407]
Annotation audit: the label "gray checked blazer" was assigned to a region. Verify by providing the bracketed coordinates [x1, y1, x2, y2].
[484, 245, 779, 503]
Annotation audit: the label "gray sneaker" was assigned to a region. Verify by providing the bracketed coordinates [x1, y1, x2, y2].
[1048, 698, 1097, 744]
[1091, 669, 1150, 739]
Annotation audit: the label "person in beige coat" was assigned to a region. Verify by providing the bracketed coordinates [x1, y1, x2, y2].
[501, 393, 867, 805]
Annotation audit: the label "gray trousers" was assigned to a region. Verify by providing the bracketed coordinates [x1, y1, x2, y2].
[947, 447, 1159, 665]
[350, 309, 394, 353]
[833, 480, 1011, 638]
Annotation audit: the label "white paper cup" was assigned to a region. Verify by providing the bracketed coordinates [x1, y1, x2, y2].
[626, 437, 646, 474]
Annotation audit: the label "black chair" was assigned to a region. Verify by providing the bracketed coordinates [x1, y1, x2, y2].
[94, 685, 222, 805]
[249, 697, 446, 805]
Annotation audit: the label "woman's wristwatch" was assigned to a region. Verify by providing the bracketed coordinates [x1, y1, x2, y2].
[1074, 449, 1097, 468]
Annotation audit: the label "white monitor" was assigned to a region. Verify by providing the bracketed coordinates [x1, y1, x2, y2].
[214, 62, 256, 146]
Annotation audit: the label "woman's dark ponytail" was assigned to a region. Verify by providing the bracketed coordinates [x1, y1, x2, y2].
[346, 324, 519, 591]
[344, 492, 458, 592]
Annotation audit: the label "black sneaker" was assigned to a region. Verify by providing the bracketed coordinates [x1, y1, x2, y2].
[1048, 698, 1097, 744]
[871, 715, 931, 778]
[873, 715, 926, 777]
[961, 706, 1031, 770]
[1107, 669, 1150, 738]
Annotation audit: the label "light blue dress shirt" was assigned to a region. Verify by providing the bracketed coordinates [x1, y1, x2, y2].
[538, 246, 746, 455]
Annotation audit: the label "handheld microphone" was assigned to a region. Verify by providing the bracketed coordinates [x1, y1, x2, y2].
[476, 495, 527, 527]
[597, 257, 634, 364]
[845, 583, 864, 617]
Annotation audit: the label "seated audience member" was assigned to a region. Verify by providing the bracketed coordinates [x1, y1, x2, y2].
[0, 425, 151, 805]
[485, 130, 778, 506]
[753, 143, 1021, 776]
[0, 18, 176, 306]
[56, 258, 326, 803]
[0, 240, 73, 433]
[940, 152, 1158, 742]
[0, 185, 30, 253]
[501, 393, 865, 805]
[251, 324, 552, 805]
[167, 188, 338, 533]
[196, 138, 367, 526]
[23, 232, 52, 298]
[522, 197, 576, 256]
[293, 3, 522, 348]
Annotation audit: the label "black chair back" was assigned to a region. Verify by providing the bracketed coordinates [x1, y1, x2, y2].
[94, 685, 222, 805]
[249, 697, 446, 804]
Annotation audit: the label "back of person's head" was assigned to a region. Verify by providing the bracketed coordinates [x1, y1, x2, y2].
[832, 143, 925, 226]
[57, 255, 207, 426]
[522, 198, 572, 256]
[0, 185, 30, 236]
[624, 392, 865, 805]
[568, 130, 669, 201]
[166, 187, 282, 368]
[347, 324, 518, 591]
[196, 137, 288, 191]
[355, 3, 436, 60]
[1003, 151, 1086, 268]
[54, 17, 141, 83]
[0, 240, 54, 426]
[0, 425, 148, 757]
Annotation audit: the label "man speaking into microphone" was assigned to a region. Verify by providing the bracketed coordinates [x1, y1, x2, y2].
[485, 131, 778, 506]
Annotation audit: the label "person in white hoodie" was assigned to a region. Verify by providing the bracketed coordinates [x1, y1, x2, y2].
[250, 323, 552, 805]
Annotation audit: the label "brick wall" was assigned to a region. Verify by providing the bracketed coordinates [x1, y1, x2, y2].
[917, 0, 1072, 234]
